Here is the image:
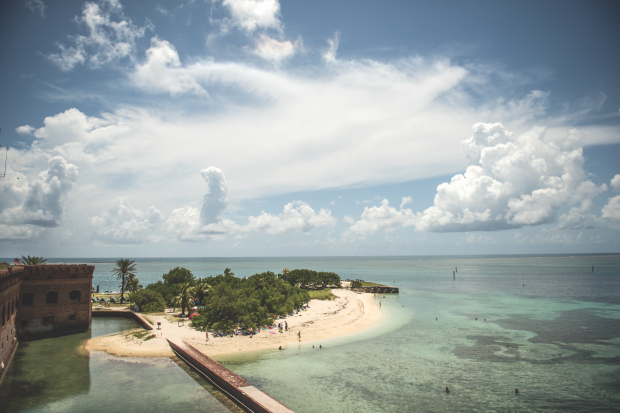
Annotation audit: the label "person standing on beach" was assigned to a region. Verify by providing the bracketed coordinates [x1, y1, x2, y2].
[285, 321, 288, 331]
[297, 331, 301, 341]
[206, 331, 209, 342]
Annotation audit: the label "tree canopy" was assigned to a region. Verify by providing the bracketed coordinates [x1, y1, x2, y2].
[128, 289, 165, 313]
[280, 269, 341, 289]
[191, 271, 310, 332]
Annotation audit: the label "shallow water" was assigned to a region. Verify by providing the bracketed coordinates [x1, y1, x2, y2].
[0, 318, 236, 413]
[3, 254, 619, 412]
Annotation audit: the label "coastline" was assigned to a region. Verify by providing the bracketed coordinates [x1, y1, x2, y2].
[85, 289, 382, 358]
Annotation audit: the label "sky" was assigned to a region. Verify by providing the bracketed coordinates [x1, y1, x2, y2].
[1, 0, 619, 258]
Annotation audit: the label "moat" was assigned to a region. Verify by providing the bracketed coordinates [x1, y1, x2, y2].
[0, 318, 238, 413]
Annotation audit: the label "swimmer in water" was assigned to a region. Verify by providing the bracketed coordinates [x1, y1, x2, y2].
[446, 386, 450, 393]
[279, 346, 283, 350]
[515, 388, 519, 395]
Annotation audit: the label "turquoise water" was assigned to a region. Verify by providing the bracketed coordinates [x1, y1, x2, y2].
[3, 254, 619, 412]
[0, 318, 237, 413]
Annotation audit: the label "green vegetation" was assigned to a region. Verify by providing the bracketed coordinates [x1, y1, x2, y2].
[308, 288, 337, 300]
[173, 283, 195, 316]
[20, 255, 47, 265]
[351, 280, 363, 288]
[127, 289, 166, 313]
[279, 269, 341, 289]
[124, 265, 341, 334]
[190, 271, 310, 332]
[361, 282, 382, 287]
[126, 329, 156, 341]
[0, 262, 12, 271]
[111, 259, 136, 304]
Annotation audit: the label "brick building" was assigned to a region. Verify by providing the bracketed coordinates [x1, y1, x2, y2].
[0, 264, 94, 382]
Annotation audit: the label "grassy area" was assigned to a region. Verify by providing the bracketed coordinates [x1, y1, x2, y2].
[126, 329, 156, 342]
[308, 288, 337, 300]
[0, 262, 14, 271]
[361, 282, 383, 287]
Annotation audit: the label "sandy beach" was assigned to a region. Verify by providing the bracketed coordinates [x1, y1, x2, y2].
[86, 289, 381, 358]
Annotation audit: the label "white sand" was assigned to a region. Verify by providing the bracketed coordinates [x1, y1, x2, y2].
[86, 289, 380, 358]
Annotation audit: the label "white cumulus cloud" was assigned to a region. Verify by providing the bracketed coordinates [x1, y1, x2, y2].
[200, 166, 229, 225]
[244, 201, 336, 235]
[601, 195, 620, 229]
[91, 197, 163, 244]
[610, 174, 620, 192]
[346, 123, 607, 234]
[219, 0, 283, 34]
[131, 37, 207, 96]
[253, 34, 296, 64]
[47, 0, 152, 71]
[0, 156, 77, 229]
[345, 199, 416, 236]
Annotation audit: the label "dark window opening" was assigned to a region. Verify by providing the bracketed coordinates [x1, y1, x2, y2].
[46, 291, 58, 304]
[68, 315, 77, 322]
[22, 293, 34, 306]
[42, 316, 54, 325]
[47, 274, 53, 280]
[24, 275, 30, 280]
[2, 305, 5, 327]
[20, 320, 28, 329]
[71, 274, 77, 278]
[69, 290, 81, 301]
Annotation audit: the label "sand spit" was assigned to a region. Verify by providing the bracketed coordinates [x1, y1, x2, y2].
[85, 289, 381, 358]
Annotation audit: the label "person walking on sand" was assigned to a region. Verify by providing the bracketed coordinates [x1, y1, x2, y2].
[297, 331, 301, 341]
[206, 331, 209, 342]
[285, 321, 288, 331]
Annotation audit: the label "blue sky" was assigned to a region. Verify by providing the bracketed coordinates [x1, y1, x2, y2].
[1, 0, 619, 258]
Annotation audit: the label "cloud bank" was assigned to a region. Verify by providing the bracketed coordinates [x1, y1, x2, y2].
[347, 123, 608, 235]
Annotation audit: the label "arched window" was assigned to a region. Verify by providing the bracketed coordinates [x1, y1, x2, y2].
[68, 314, 78, 322]
[21, 293, 34, 306]
[46, 291, 58, 304]
[69, 290, 81, 301]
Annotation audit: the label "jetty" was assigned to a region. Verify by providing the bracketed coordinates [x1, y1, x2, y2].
[342, 281, 399, 294]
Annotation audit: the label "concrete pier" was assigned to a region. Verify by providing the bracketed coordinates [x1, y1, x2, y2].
[167, 339, 295, 413]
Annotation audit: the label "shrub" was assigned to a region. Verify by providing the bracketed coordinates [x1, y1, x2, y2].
[128, 289, 166, 313]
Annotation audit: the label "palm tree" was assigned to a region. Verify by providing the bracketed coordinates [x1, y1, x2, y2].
[224, 268, 235, 276]
[173, 283, 194, 316]
[112, 259, 136, 304]
[191, 281, 211, 304]
[281, 267, 290, 283]
[125, 274, 142, 294]
[20, 255, 48, 265]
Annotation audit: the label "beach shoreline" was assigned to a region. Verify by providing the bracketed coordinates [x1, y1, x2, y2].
[85, 289, 382, 358]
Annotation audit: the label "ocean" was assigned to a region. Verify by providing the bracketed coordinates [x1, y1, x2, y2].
[2, 254, 619, 412]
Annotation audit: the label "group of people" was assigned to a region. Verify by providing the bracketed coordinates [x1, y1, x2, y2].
[233, 327, 255, 336]
[277, 321, 288, 333]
